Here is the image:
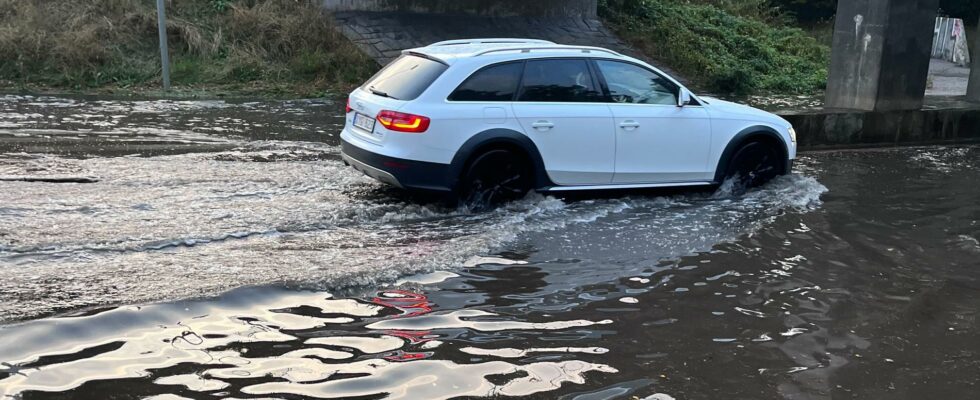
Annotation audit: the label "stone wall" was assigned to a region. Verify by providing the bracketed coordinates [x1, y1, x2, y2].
[332, 12, 633, 66]
[322, 0, 598, 18]
[781, 98, 980, 149]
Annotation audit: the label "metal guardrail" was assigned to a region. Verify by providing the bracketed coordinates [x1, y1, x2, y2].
[429, 39, 555, 47]
[473, 46, 623, 57]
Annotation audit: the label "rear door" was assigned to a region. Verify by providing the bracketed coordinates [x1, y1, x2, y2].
[594, 60, 713, 184]
[511, 59, 615, 185]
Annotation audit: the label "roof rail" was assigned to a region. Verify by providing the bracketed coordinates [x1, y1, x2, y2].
[473, 46, 624, 57]
[428, 38, 555, 47]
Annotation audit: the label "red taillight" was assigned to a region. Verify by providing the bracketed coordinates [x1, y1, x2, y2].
[345, 98, 353, 113]
[376, 110, 430, 133]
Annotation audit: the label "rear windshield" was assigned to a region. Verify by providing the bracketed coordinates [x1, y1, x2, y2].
[361, 55, 448, 101]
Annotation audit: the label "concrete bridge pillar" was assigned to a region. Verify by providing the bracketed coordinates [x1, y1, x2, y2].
[968, 16, 980, 102]
[825, 0, 940, 111]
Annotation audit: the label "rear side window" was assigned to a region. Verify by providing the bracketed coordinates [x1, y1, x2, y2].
[518, 59, 603, 103]
[362, 55, 448, 101]
[449, 62, 523, 102]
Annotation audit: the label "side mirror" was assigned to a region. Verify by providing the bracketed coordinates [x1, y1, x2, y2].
[677, 88, 692, 107]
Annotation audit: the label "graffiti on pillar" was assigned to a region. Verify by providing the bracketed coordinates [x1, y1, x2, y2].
[854, 14, 863, 43]
[932, 17, 971, 66]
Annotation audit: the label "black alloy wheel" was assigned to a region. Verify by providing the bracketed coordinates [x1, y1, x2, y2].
[726, 141, 783, 192]
[458, 149, 533, 211]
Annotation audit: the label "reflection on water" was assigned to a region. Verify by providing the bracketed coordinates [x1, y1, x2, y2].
[0, 287, 617, 399]
[2, 96, 979, 399]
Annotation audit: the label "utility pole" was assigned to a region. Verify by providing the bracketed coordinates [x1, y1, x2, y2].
[156, 0, 171, 91]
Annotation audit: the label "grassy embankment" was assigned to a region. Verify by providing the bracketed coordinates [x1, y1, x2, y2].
[600, 0, 830, 95]
[8, 0, 954, 98]
[0, 0, 377, 97]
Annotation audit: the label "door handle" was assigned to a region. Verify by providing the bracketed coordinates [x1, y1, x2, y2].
[531, 121, 554, 131]
[619, 120, 641, 131]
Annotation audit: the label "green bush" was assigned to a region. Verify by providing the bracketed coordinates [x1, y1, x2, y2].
[600, 0, 830, 95]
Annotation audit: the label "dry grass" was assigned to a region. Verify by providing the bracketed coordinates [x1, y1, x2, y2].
[0, 0, 376, 95]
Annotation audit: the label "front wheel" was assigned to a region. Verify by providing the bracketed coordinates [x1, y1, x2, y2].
[725, 141, 783, 192]
[457, 149, 532, 211]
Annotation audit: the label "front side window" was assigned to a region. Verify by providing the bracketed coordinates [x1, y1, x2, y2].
[518, 59, 603, 103]
[362, 55, 448, 101]
[449, 62, 523, 102]
[595, 60, 678, 105]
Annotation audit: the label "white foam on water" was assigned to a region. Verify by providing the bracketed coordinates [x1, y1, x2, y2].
[394, 271, 462, 286]
[460, 346, 609, 358]
[0, 93, 831, 322]
[462, 256, 529, 267]
[1, 169, 827, 321]
[366, 310, 614, 332]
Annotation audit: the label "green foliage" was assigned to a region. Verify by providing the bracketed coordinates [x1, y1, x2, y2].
[600, 0, 829, 95]
[769, 0, 836, 22]
[210, 0, 233, 12]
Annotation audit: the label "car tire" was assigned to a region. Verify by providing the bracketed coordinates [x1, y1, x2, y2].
[458, 149, 532, 211]
[725, 141, 783, 192]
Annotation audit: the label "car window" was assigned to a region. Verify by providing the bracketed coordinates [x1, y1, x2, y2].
[595, 60, 678, 105]
[449, 62, 524, 102]
[362, 55, 448, 101]
[518, 59, 603, 103]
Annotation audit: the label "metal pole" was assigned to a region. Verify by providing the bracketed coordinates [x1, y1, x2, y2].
[156, 0, 171, 91]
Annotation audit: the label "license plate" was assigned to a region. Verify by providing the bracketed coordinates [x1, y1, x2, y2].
[353, 112, 376, 133]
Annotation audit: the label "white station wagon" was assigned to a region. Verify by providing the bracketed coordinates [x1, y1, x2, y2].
[341, 39, 797, 207]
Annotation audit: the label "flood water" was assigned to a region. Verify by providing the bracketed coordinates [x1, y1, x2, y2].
[0, 95, 978, 400]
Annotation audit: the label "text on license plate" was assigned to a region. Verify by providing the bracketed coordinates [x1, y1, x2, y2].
[353, 113, 376, 133]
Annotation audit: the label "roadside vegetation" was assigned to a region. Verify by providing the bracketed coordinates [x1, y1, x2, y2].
[0, 0, 377, 97]
[2, 0, 975, 98]
[599, 0, 830, 95]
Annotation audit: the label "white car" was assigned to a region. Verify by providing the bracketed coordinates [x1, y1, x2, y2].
[341, 39, 797, 207]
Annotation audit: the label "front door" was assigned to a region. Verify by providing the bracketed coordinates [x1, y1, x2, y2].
[594, 60, 713, 184]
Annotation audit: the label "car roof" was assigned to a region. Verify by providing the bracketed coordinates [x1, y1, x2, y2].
[406, 38, 627, 65]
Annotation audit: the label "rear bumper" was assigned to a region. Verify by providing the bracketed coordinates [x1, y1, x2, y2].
[341, 139, 454, 192]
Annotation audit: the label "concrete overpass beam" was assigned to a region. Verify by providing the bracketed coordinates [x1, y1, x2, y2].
[825, 0, 939, 111]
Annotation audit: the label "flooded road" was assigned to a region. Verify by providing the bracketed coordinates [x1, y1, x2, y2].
[1, 95, 978, 399]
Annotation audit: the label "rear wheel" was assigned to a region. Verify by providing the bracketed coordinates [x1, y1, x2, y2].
[458, 149, 533, 211]
[726, 141, 783, 192]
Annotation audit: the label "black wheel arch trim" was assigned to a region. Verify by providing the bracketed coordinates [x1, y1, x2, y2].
[713, 126, 791, 183]
[449, 128, 555, 191]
